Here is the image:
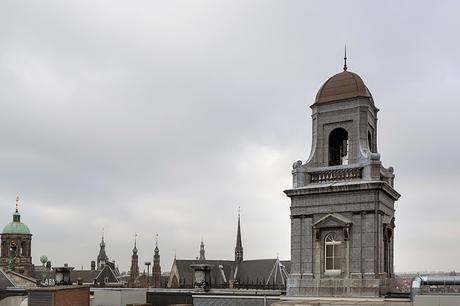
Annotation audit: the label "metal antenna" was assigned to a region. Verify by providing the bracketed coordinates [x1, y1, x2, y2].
[343, 44, 348, 71]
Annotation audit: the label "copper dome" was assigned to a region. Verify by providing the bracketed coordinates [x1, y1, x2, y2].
[314, 71, 372, 104]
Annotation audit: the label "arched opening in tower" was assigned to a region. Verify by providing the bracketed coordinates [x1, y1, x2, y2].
[328, 128, 349, 166]
[368, 130, 374, 153]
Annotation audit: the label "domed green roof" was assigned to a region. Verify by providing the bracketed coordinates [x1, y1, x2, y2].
[2, 211, 31, 235]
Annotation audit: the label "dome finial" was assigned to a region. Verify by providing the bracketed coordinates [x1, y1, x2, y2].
[343, 44, 348, 71]
[12, 196, 22, 223]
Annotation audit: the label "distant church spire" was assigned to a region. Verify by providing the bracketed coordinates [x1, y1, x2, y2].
[133, 233, 138, 254]
[235, 206, 243, 263]
[97, 229, 109, 269]
[199, 240, 206, 260]
[130, 233, 139, 283]
[343, 44, 348, 71]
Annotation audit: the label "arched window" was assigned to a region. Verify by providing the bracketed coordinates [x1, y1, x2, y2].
[383, 227, 392, 275]
[329, 128, 349, 166]
[21, 241, 26, 256]
[324, 233, 342, 272]
[368, 131, 373, 153]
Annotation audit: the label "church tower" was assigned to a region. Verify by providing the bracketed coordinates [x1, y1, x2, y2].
[235, 208, 243, 263]
[129, 234, 139, 284]
[0, 197, 32, 276]
[152, 234, 161, 288]
[97, 231, 109, 270]
[285, 58, 400, 297]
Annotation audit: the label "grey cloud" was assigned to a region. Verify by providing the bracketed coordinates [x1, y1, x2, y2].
[0, 0, 459, 272]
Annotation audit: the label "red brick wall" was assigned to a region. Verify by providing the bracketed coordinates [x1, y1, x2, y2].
[54, 287, 89, 306]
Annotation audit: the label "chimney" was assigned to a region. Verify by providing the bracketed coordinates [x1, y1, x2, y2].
[91, 261, 96, 271]
[190, 264, 214, 292]
[53, 265, 74, 286]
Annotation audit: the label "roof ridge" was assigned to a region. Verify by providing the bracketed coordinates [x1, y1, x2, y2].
[0, 269, 17, 287]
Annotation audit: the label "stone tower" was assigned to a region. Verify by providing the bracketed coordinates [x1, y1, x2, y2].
[0, 197, 33, 275]
[285, 63, 400, 297]
[199, 240, 206, 261]
[130, 235, 139, 284]
[97, 232, 109, 270]
[152, 235, 161, 288]
[235, 209, 243, 263]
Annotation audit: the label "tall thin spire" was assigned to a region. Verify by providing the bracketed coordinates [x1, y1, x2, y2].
[133, 233, 138, 253]
[343, 44, 348, 71]
[130, 233, 139, 283]
[15, 196, 19, 213]
[235, 206, 243, 263]
[199, 240, 206, 261]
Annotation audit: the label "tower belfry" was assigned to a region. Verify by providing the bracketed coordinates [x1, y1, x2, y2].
[285, 63, 400, 297]
[0, 197, 33, 275]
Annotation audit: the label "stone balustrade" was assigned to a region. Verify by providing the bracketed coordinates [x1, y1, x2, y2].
[310, 167, 363, 183]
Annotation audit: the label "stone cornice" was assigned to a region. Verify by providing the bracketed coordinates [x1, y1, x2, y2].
[284, 181, 400, 201]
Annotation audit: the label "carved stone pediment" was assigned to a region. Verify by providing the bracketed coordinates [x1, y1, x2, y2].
[312, 213, 352, 229]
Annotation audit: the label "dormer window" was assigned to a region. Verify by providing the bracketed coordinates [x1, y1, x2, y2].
[329, 128, 349, 166]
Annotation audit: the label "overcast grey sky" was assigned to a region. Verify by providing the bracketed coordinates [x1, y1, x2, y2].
[1, 1, 459, 273]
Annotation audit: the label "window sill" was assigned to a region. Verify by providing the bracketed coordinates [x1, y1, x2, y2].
[324, 270, 342, 276]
